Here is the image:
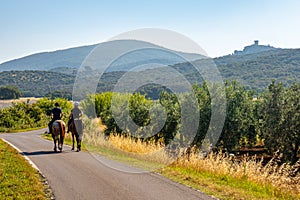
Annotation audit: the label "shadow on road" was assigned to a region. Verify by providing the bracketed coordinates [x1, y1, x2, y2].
[22, 151, 64, 156]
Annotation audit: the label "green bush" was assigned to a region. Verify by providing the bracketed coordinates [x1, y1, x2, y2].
[0, 98, 72, 132]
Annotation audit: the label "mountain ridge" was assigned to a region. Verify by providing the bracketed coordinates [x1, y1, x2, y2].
[0, 41, 299, 97]
[0, 40, 205, 72]
[0, 44, 97, 71]
[0, 40, 292, 73]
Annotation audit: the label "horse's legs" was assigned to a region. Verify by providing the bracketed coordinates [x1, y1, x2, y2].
[53, 139, 57, 152]
[71, 133, 75, 151]
[77, 139, 81, 152]
[58, 132, 64, 152]
[77, 141, 81, 152]
[54, 141, 57, 152]
[78, 134, 82, 152]
[52, 134, 57, 152]
[60, 134, 64, 152]
[75, 132, 81, 152]
[57, 136, 61, 152]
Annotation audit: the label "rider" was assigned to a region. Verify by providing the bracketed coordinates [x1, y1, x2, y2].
[48, 102, 63, 134]
[67, 101, 83, 133]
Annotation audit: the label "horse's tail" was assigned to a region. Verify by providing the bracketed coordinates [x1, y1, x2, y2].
[58, 120, 65, 138]
[52, 121, 59, 139]
[62, 122, 66, 137]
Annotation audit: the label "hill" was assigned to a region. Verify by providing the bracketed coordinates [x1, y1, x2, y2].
[172, 48, 300, 92]
[0, 40, 204, 72]
[0, 70, 126, 97]
[0, 45, 97, 71]
[216, 48, 300, 91]
[0, 41, 299, 97]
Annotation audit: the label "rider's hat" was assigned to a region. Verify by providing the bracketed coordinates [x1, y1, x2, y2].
[74, 101, 79, 107]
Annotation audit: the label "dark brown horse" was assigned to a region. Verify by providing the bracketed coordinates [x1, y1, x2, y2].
[69, 119, 83, 152]
[52, 120, 66, 152]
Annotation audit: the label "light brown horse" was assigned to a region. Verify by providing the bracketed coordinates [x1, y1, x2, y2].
[52, 120, 66, 152]
[69, 119, 83, 152]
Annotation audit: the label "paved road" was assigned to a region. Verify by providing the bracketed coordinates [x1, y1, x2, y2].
[0, 129, 215, 200]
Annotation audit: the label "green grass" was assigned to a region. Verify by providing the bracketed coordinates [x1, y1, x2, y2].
[0, 139, 49, 199]
[0, 126, 47, 133]
[158, 165, 298, 200]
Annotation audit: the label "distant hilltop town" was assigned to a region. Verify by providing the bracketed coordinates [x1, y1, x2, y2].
[233, 40, 277, 55]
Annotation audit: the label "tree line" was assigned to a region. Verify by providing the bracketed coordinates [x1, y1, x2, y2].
[0, 85, 22, 100]
[0, 81, 298, 164]
[81, 81, 300, 164]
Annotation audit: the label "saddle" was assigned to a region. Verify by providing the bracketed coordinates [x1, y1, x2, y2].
[53, 120, 66, 137]
[72, 119, 83, 135]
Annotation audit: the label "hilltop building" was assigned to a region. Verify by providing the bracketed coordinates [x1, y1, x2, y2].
[234, 40, 276, 55]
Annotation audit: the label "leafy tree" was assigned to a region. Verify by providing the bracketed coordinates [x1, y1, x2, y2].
[92, 92, 117, 135]
[79, 81, 299, 164]
[283, 83, 300, 163]
[159, 91, 181, 145]
[217, 81, 257, 151]
[262, 81, 300, 163]
[191, 82, 211, 146]
[0, 85, 22, 99]
[45, 90, 72, 100]
[129, 93, 151, 127]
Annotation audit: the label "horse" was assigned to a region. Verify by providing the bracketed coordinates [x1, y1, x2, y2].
[51, 120, 66, 152]
[69, 119, 83, 152]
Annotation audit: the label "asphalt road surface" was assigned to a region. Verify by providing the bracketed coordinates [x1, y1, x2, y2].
[0, 129, 216, 200]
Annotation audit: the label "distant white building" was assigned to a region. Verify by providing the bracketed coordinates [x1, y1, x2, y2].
[233, 40, 276, 55]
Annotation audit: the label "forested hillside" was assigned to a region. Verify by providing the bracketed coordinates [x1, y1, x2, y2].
[174, 48, 300, 92]
[216, 48, 300, 91]
[0, 70, 126, 97]
[0, 47, 299, 97]
[0, 71, 75, 97]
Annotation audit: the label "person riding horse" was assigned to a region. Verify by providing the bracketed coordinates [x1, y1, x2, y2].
[67, 102, 83, 151]
[48, 102, 63, 134]
[67, 101, 83, 134]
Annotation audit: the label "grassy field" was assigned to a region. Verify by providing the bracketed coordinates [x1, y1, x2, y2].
[0, 139, 50, 200]
[0, 97, 40, 108]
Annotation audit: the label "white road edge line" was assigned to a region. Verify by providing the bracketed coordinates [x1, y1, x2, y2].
[1, 138, 41, 172]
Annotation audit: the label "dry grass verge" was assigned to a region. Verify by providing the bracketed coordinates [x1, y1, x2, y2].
[81, 117, 300, 199]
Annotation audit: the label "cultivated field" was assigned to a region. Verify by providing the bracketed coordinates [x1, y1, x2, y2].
[0, 97, 40, 108]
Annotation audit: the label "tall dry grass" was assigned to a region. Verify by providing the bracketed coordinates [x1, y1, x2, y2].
[109, 134, 162, 154]
[82, 117, 108, 147]
[82, 117, 299, 196]
[175, 150, 300, 196]
[82, 117, 172, 165]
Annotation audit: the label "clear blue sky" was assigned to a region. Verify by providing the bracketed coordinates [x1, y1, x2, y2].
[1, 0, 300, 63]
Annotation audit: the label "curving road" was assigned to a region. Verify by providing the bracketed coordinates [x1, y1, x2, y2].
[0, 129, 216, 200]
